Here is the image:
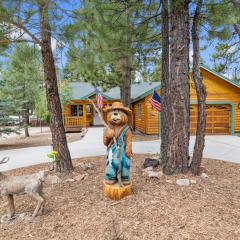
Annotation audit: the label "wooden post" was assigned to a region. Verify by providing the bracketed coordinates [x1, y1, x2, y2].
[83, 103, 87, 127]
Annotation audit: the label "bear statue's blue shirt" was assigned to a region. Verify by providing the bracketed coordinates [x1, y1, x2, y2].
[105, 125, 130, 182]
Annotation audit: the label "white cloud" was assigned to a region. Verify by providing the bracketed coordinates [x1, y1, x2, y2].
[1, 22, 62, 52]
[189, 49, 193, 64]
[51, 38, 57, 51]
[223, 72, 232, 79]
[1, 22, 32, 42]
[228, 45, 237, 54]
[134, 71, 143, 83]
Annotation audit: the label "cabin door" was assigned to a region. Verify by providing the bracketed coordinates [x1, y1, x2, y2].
[93, 109, 103, 126]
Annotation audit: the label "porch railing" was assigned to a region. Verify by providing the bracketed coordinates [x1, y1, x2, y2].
[64, 117, 83, 126]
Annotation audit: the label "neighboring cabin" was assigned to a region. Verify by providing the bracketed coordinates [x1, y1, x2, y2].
[63, 65, 240, 135]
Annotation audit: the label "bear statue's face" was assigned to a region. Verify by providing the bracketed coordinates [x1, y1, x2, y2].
[107, 109, 128, 126]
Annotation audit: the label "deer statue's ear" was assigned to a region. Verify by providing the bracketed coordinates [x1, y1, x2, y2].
[0, 157, 10, 164]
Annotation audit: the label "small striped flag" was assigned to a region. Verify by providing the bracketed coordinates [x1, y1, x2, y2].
[95, 88, 103, 109]
[149, 90, 161, 112]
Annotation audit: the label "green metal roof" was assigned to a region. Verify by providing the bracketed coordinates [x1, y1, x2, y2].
[70, 65, 239, 103]
[71, 82, 95, 100]
[70, 82, 160, 102]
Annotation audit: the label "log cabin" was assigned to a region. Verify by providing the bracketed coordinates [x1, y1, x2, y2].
[63, 64, 240, 135]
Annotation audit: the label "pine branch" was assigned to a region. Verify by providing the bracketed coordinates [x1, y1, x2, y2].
[10, 20, 42, 46]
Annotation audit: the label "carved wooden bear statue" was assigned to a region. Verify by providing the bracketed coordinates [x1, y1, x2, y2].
[103, 102, 132, 186]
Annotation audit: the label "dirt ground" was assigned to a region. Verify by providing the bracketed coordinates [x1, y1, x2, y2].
[0, 129, 83, 150]
[0, 154, 239, 240]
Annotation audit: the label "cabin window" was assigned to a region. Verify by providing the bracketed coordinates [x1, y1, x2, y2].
[138, 103, 142, 119]
[71, 105, 83, 117]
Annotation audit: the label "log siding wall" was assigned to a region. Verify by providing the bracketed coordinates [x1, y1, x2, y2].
[132, 69, 240, 135]
[64, 68, 240, 135]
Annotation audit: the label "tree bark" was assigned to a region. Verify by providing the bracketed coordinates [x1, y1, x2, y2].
[22, 103, 29, 137]
[121, 57, 131, 108]
[38, 1, 73, 172]
[163, 0, 190, 174]
[190, 0, 207, 175]
[121, 1, 132, 109]
[161, 0, 170, 164]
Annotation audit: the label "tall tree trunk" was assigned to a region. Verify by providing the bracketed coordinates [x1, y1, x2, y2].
[121, 1, 131, 108]
[38, 1, 73, 172]
[190, 0, 206, 175]
[161, 0, 170, 164]
[163, 0, 190, 174]
[121, 57, 131, 108]
[22, 103, 29, 137]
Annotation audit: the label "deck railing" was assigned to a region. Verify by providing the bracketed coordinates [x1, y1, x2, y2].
[64, 117, 83, 126]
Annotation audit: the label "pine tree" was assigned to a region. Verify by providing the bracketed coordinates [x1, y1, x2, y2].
[1, 43, 43, 137]
[64, 0, 161, 107]
[35, 81, 72, 124]
[207, 0, 240, 78]
[161, 0, 191, 174]
[0, 0, 73, 171]
[190, 0, 207, 175]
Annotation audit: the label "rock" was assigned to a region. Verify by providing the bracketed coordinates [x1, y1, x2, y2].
[45, 175, 61, 185]
[65, 178, 75, 182]
[74, 173, 88, 181]
[18, 213, 26, 219]
[1, 215, 10, 223]
[190, 179, 197, 184]
[142, 166, 153, 173]
[78, 162, 94, 170]
[143, 158, 160, 169]
[143, 167, 163, 179]
[176, 179, 190, 186]
[148, 171, 163, 179]
[166, 179, 173, 184]
[201, 173, 208, 179]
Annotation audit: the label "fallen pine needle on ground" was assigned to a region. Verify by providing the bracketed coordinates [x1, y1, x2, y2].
[0, 154, 239, 240]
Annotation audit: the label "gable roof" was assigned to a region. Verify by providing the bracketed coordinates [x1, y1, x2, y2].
[70, 82, 160, 102]
[198, 64, 240, 89]
[69, 65, 240, 103]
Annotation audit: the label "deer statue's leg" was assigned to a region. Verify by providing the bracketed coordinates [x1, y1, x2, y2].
[38, 190, 45, 216]
[31, 192, 44, 217]
[7, 194, 15, 218]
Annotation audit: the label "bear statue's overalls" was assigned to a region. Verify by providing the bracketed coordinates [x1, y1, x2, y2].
[105, 125, 130, 183]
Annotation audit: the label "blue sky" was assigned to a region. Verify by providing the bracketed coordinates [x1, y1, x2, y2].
[55, 1, 222, 76]
[0, 1, 233, 79]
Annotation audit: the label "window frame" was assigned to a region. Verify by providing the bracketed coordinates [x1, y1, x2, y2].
[70, 104, 83, 117]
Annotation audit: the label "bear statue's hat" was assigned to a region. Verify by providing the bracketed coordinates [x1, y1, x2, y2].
[104, 102, 132, 115]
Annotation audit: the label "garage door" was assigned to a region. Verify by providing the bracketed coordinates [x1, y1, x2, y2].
[190, 105, 230, 135]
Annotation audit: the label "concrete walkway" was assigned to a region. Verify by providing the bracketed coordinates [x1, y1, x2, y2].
[1, 127, 240, 171]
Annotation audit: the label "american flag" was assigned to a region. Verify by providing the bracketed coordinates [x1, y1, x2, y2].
[149, 90, 161, 112]
[95, 88, 103, 109]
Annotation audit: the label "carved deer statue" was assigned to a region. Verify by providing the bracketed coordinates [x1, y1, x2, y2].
[0, 157, 45, 218]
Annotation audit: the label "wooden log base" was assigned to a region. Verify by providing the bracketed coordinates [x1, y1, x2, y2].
[103, 181, 133, 200]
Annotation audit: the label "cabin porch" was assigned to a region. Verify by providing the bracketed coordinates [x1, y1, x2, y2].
[63, 100, 115, 132]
